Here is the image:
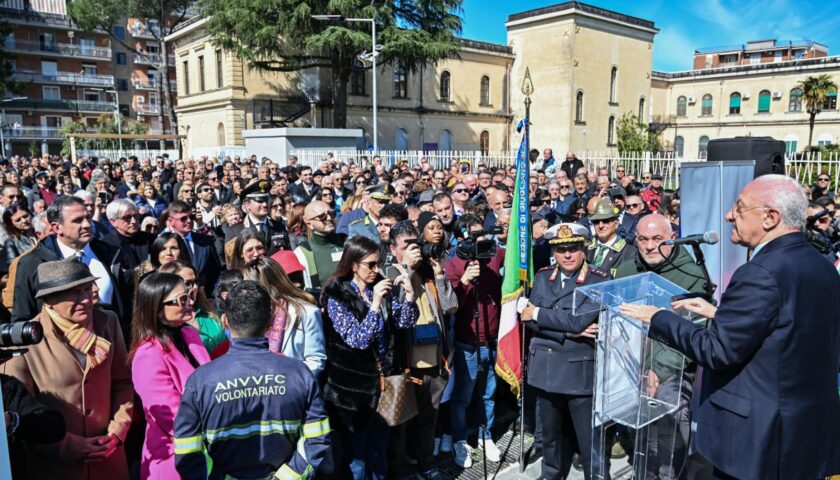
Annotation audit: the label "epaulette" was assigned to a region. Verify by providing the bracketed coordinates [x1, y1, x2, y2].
[348, 217, 364, 225]
[613, 238, 626, 251]
[589, 266, 609, 278]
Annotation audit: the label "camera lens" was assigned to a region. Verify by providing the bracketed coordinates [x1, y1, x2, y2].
[0, 321, 44, 347]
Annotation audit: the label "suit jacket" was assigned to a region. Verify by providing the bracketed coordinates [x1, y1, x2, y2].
[618, 213, 639, 245]
[132, 326, 211, 480]
[560, 158, 584, 180]
[224, 216, 290, 256]
[526, 264, 607, 395]
[2, 308, 134, 480]
[289, 182, 320, 204]
[185, 232, 222, 298]
[213, 185, 234, 205]
[649, 232, 840, 480]
[586, 237, 637, 277]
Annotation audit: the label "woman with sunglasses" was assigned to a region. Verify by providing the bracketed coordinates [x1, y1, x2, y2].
[241, 257, 325, 375]
[129, 272, 211, 480]
[159, 261, 230, 358]
[321, 235, 418, 480]
[353, 176, 368, 194]
[3, 205, 35, 266]
[319, 187, 338, 217]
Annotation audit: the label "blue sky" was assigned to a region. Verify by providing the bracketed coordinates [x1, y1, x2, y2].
[459, 0, 840, 72]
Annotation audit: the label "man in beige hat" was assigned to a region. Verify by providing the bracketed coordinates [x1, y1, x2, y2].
[3, 258, 133, 480]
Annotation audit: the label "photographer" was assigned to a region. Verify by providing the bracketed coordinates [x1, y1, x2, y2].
[805, 202, 840, 260]
[443, 214, 506, 468]
[388, 219, 457, 479]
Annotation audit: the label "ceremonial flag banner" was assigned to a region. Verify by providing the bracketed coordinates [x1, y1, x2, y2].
[496, 120, 533, 397]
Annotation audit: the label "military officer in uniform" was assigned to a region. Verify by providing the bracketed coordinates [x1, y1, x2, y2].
[224, 180, 290, 256]
[519, 223, 609, 480]
[347, 183, 394, 243]
[587, 198, 636, 277]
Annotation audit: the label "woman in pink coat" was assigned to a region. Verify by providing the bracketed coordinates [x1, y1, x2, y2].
[129, 272, 211, 479]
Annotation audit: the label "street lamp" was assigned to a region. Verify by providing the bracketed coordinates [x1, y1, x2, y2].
[91, 88, 123, 159]
[312, 14, 382, 152]
[1, 97, 28, 159]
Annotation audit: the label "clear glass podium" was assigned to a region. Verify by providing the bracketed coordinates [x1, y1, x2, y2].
[574, 272, 697, 480]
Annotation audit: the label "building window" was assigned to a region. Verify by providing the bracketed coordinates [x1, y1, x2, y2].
[393, 65, 407, 99]
[479, 130, 489, 155]
[182, 60, 189, 95]
[785, 139, 798, 153]
[749, 53, 761, 64]
[729, 92, 741, 114]
[818, 133, 833, 147]
[698, 135, 710, 156]
[217, 123, 225, 146]
[575, 90, 584, 123]
[350, 60, 365, 96]
[609, 66, 617, 103]
[701, 94, 713, 115]
[795, 50, 805, 60]
[439, 129, 452, 150]
[822, 87, 837, 110]
[789, 88, 803, 112]
[116, 52, 126, 65]
[675, 136, 685, 157]
[677, 96, 687, 117]
[758, 90, 771, 113]
[216, 50, 223, 88]
[440, 71, 451, 101]
[198, 55, 205, 92]
[43, 86, 60, 101]
[395, 128, 409, 150]
[116, 78, 128, 91]
[638, 97, 645, 122]
[112, 25, 125, 40]
[480, 75, 490, 106]
[774, 51, 783, 62]
[607, 115, 616, 145]
[356, 129, 367, 150]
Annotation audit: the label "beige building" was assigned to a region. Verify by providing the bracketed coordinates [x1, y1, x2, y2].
[652, 50, 840, 158]
[166, 17, 514, 158]
[506, 3, 658, 155]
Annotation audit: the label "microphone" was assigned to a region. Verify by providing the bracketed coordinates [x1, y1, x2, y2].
[663, 231, 719, 246]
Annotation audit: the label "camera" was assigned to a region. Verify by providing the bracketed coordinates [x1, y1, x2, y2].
[455, 226, 503, 260]
[405, 238, 446, 260]
[0, 321, 43, 348]
[806, 209, 840, 254]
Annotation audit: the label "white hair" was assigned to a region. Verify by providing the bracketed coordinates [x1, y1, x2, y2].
[73, 189, 94, 201]
[106, 198, 137, 222]
[753, 174, 808, 231]
[32, 212, 49, 235]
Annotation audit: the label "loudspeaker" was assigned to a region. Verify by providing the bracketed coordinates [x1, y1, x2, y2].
[706, 136, 786, 178]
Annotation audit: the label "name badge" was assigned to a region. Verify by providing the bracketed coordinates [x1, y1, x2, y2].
[331, 251, 343, 262]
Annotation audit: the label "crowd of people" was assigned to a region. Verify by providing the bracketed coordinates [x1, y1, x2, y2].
[0, 146, 836, 480]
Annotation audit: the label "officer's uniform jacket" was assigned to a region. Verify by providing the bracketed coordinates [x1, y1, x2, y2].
[526, 263, 608, 395]
[586, 236, 637, 278]
[174, 338, 331, 480]
[347, 213, 380, 243]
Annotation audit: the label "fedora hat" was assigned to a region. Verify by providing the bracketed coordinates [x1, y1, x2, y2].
[35, 258, 98, 299]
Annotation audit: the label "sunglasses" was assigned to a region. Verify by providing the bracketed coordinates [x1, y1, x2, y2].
[643, 176, 651, 180]
[453, 188, 468, 194]
[162, 293, 194, 308]
[356, 180, 366, 185]
[357, 260, 380, 270]
[626, 203, 642, 209]
[552, 245, 583, 254]
[171, 215, 192, 223]
[394, 190, 407, 196]
[592, 218, 615, 225]
[118, 213, 140, 222]
[559, 185, 570, 189]
[819, 177, 830, 181]
[321, 191, 334, 196]
[271, 203, 283, 209]
[200, 188, 213, 193]
[308, 211, 335, 222]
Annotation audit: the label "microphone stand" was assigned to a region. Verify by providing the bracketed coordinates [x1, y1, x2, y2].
[690, 243, 717, 299]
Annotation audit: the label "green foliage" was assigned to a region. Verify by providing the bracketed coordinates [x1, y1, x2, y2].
[797, 74, 838, 148]
[0, 0, 24, 97]
[201, 0, 463, 127]
[617, 112, 660, 153]
[59, 114, 149, 154]
[27, 141, 39, 158]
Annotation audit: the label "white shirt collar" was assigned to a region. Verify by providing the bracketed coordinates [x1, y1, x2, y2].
[56, 239, 93, 260]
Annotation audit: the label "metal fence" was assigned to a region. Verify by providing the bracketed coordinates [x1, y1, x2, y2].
[75, 149, 181, 160]
[284, 148, 840, 190]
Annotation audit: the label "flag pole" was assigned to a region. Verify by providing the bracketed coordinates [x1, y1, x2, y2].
[518, 68, 534, 473]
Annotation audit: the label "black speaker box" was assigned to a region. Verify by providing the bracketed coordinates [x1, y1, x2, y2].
[706, 136, 786, 178]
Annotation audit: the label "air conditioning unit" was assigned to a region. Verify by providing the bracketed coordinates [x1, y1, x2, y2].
[742, 93, 750, 100]
[772, 91, 783, 99]
[688, 96, 696, 104]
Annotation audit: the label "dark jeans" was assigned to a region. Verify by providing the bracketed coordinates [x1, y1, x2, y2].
[340, 415, 391, 480]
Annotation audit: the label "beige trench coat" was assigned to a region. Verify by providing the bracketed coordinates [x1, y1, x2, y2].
[3, 307, 134, 480]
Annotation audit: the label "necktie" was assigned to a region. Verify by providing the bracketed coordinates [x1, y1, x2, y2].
[75, 250, 85, 262]
[593, 244, 607, 267]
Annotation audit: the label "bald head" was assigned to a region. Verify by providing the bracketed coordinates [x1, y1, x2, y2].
[489, 190, 509, 213]
[636, 213, 676, 267]
[304, 200, 335, 235]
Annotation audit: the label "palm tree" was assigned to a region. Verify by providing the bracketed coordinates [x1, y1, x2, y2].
[798, 74, 838, 149]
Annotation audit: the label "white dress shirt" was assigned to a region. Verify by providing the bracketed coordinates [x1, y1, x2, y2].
[57, 240, 114, 305]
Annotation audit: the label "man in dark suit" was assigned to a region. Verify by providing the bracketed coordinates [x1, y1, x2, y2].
[559, 151, 585, 180]
[520, 222, 609, 480]
[165, 200, 222, 298]
[622, 175, 840, 480]
[288, 166, 320, 204]
[208, 169, 233, 205]
[224, 180, 290, 255]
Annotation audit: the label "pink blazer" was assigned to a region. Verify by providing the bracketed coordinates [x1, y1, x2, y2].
[131, 326, 211, 480]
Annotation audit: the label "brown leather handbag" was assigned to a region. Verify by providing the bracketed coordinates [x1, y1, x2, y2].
[374, 349, 420, 426]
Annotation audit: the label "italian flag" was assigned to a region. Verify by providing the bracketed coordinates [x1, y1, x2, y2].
[495, 120, 533, 398]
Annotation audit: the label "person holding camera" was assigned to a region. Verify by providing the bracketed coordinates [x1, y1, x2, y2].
[388, 216, 458, 479]
[443, 214, 506, 467]
[321, 235, 418, 480]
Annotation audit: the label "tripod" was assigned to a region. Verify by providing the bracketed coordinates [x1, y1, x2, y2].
[471, 274, 489, 480]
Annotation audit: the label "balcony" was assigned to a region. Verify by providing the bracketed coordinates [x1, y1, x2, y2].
[11, 71, 115, 87]
[135, 103, 161, 115]
[6, 39, 112, 60]
[132, 78, 178, 91]
[1, 99, 114, 113]
[1, 126, 63, 139]
[133, 53, 175, 66]
[128, 23, 161, 39]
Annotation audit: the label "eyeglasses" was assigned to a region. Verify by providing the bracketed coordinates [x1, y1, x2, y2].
[643, 176, 651, 180]
[118, 213, 140, 223]
[731, 203, 768, 217]
[819, 177, 830, 181]
[559, 185, 570, 189]
[162, 293, 194, 308]
[394, 190, 407, 196]
[308, 211, 335, 222]
[171, 214, 192, 223]
[357, 260, 380, 270]
[552, 245, 583, 254]
[271, 203, 283, 209]
[616, 169, 625, 173]
[321, 191, 334, 196]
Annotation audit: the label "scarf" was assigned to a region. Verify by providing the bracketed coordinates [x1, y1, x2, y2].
[46, 307, 111, 369]
[266, 298, 289, 354]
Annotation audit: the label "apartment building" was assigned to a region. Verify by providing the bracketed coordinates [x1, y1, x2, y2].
[692, 39, 828, 71]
